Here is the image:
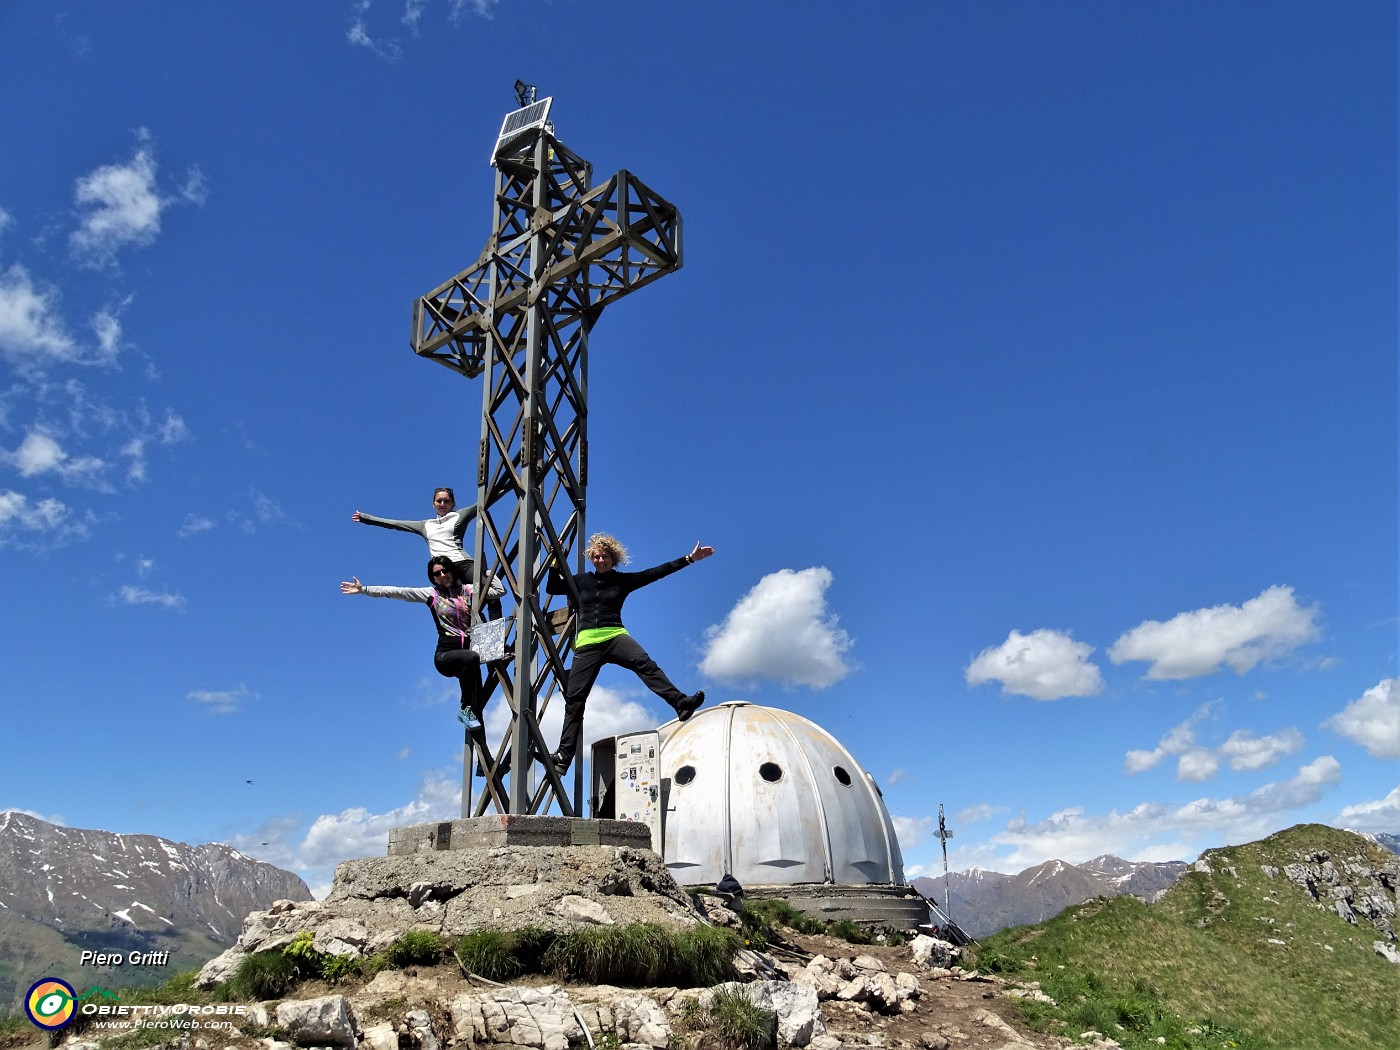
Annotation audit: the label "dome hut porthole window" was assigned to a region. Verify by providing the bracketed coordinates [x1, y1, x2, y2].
[833, 765, 852, 786]
[675, 765, 697, 785]
[759, 762, 783, 783]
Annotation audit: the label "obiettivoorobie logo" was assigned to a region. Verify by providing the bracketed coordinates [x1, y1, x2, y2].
[25, 978, 77, 1030]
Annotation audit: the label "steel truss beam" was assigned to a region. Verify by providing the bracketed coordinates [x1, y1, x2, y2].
[410, 126, 681, 814]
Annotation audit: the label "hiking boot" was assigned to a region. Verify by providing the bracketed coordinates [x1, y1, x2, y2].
[675, 691, 705, 722]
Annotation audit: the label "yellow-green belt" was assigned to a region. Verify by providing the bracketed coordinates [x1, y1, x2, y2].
[576, 626, 629, 649]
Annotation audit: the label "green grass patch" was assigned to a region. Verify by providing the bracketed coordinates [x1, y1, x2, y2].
[385, 930, 449, 967]
[456, 929, 525, 982]
[967, 825, 1400, 1050]
[539, 923, 741, 987]
[227, 950, 302, 1001]
[705, 988, 774, 1049]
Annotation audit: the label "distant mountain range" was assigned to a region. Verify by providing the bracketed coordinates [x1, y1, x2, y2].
[1352, 829, 1400, 856]
[914, 830, 1400, 941]
[0, 811, 310, 1010]
[914, 854, 1189, 939]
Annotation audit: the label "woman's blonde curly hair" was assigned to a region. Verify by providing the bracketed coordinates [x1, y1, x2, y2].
[586, 532, 629, 566]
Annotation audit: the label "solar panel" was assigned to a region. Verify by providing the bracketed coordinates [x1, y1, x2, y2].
[490, 97, 553, 166]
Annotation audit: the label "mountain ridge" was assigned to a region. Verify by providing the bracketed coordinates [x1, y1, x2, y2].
[915, 853, 1190, 939]
[0, 811, 310, 1011]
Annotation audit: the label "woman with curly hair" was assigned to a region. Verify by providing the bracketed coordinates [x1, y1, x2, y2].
[545, 533, 714, 774]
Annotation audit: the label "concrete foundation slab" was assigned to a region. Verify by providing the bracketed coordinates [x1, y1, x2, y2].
[387, 815, 654, 856]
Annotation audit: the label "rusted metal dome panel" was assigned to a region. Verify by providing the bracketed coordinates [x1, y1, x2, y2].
[658, 701, 904, 889]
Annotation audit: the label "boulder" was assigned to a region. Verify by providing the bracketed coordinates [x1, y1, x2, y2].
[274, 994, 359, 1048]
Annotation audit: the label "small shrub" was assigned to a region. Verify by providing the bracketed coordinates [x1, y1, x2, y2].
[545, 924, 672, 986]
[386, 929, 448, 967]
[827, 919, 874, 945]
[321, 954, 361, 983]
[229, 950, 301, 1000]
[456, 929, 524, 982]
[508, 925, 554, 973]
[707, 987, 774, 1049]
[672, 925, 741, 986]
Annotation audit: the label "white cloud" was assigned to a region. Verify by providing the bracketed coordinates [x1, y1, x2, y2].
[892, 815, 933, 850]
[700, 567, 853, 689]
[69, 132, 205, 268]
[177, 513, 215, 537]
[0, 264, 77, 362]
[347, 1, 403, 59]
[121, 408, 185, 484]
[115, 585, 185, 609]
[1335, 786, 1400, 834]
[296, 769, 460, 870]
[1218, 727, 1304, 771]
[4, 428, 108, 487]
[0, 489, 90, 548]
[965, 628, 1103, 701]
[9, 430, 65, 476]
[92, 309, 122, 357]
[485, 683, 656, 761]
[225, 815, 309, 884]
[449, 0, 498, 20]
[1176, 749, 1220, 782]
[188, 684, 255, 715]
[885, 768, 907, 786]
[1321, 678, 1400, 760]
[951, 757, 1342, 870]
[1124, 702, 1217, 775]
[1125, 705, 1302, 781]
[954, 803, 1008, 825]
[229, 488, 299, 533]
[1108, 585, 1319, 679]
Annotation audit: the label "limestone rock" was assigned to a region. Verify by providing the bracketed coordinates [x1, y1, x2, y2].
[274, 994, 359, 1048]
[449, 985, 584, 1050]
[720, 980, 825, 1047]
[359, 1021, 398, 1050]
[198, 844, 697, 988]
[554, 894, 615, 925]
[605, 994, 672, 1047]
[908, 935, 960, 970]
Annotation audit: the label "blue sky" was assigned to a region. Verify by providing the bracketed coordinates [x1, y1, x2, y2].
[1, 1, 1395, 899]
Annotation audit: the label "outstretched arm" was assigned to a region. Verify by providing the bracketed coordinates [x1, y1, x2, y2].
[352, 511, 429, 538]
[339, 578, 435, 603]
[622, 543, 717, 591]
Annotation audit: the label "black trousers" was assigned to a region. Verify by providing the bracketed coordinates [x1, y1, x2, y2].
[556, 634, 685, 759]
[434, 646, 483, 716]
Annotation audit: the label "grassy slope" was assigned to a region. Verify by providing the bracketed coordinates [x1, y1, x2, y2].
[970, 825, 1400, 1050]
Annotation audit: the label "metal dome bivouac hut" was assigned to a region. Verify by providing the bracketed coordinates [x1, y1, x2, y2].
[593, 701, 928, 929]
